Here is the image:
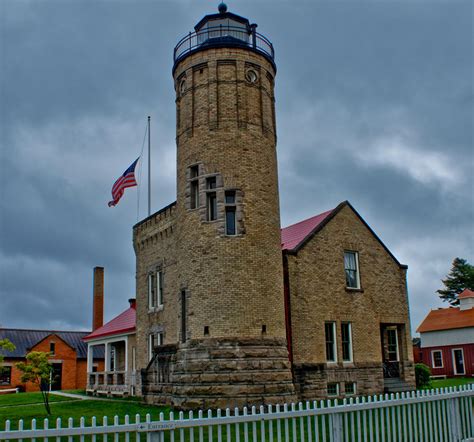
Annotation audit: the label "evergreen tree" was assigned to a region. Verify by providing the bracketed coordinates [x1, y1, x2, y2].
[437, 257, 474, 305]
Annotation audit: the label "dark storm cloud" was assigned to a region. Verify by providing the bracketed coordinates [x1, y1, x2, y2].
[0, 0, 472, 333]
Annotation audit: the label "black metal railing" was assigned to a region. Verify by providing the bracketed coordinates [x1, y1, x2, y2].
[383, 361, 400, 378]
[174, 25, 274, 65]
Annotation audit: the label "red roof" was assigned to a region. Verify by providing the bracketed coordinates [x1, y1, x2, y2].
[281, 208, 334, 251]
[416, 307, 474, 333]
[459, 289, 474, 299]
[83, 305, 136, 341]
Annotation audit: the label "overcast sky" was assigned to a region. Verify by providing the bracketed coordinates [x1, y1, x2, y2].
[0, 0, 472, 335]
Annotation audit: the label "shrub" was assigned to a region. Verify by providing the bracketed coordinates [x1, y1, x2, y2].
[415, 363, 432, 388]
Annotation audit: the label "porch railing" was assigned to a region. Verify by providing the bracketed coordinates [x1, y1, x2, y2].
[88, 371, 127, 388]
[2, 385, 473, 442]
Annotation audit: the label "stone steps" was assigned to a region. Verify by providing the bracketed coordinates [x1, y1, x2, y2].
[383, 378, 414, 393]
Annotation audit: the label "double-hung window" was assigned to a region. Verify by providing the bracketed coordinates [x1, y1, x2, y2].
[431, 350, 443, 368]
[190, 166, 200, 209]
[0, 367, 11, 385]
[206, 177, 217, 221]
[344, 251, 360, 289]
[225, 191, 237, 235]
[341, 322, 353, 362]
[325, 322, 337, 362]
[148, 270, 164, 309]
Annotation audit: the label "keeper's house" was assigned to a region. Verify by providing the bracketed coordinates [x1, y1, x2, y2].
[416, 289, 474, 378]
[0, 328, 101, 392]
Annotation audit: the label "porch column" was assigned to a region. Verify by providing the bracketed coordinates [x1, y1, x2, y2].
[105, 342, 111, 371]
[87, 344, 94, 372]
[124, 337, 128, 374]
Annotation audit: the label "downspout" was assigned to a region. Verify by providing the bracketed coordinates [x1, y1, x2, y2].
[282, 252, 294, 366]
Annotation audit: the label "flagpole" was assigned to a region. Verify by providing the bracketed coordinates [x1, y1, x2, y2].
[148, 115, 151, 216]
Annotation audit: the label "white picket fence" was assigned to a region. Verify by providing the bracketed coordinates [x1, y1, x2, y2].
[1, 385, 473, 442]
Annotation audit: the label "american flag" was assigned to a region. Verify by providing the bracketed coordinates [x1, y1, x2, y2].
[108, 158, 140, 207]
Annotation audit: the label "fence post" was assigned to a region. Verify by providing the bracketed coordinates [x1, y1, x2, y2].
[448, 397, 461, 441]
[331, 413, 343, 442]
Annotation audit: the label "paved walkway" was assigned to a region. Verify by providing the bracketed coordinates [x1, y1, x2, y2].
[50, 391, 89, 400]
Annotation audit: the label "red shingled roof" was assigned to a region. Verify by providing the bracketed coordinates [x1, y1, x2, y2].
[83, 305, 136, 341]
[281, 208, 334, 251]
[458, 289, 474, 299]
[416, 307, 474, 333]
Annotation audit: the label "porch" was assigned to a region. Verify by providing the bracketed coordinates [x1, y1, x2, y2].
[86, 336, 137, 396]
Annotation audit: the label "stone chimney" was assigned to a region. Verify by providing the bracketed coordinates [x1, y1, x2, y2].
[92, 267, 104, 331]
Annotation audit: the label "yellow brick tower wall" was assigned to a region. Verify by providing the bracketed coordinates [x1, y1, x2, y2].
[173, 48, 285, 341]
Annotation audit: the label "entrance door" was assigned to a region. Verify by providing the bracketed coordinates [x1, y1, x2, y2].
[50, 363, 62, 390]
[382, 327, 400, 378]
[453, 349, 465, 375]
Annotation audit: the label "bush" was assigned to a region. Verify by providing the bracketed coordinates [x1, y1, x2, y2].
[415, 363, 432, 388]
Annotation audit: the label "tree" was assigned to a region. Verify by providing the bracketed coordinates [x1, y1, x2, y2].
[437, 257, 474, 305]
[0, 339, 15, 375]
[16, 352, 53, 415]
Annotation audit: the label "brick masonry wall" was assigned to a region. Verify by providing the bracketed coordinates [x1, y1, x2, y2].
[134, 44, 296, 407]
[134, 205, 179, 372]
[1, 335, 89, 392]
[173, 47, 285, 340]
[287, 204, 415, 394]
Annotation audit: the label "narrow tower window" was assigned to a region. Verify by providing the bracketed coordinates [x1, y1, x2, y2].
[206, 177, 218, 221]
[225, 190, 237, 235]
[190, 165, 199, 209]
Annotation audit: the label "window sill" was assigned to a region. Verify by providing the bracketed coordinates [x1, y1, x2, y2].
[342, 361, 355, 367]
[148, 305, 164, 314]
[326, 361, 338, 366]
[345, 287, 364, 293]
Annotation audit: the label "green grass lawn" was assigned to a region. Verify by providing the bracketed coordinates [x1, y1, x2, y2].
[429, 376, 474, 389]
[0, 392, 169, 431]
[0, 392, 78, 407]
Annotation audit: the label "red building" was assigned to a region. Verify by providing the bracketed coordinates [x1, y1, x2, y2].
[416, 289, 474, 378]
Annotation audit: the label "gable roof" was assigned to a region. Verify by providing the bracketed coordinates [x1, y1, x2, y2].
[83, 305, 136, 341]
[416, 307, 474, 333]
[0, 329, 91, 359]
[459, 289, 474, 300]
[281, 208, 335, 251]
[281, 201, 407, 269]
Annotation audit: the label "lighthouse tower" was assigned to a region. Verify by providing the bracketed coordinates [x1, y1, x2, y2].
[136, 4, 296, 409]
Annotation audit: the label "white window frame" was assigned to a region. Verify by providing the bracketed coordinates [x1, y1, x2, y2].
[431, 350, 443, 369]
[386, 327, 400, 362]
[148, 273, 156, 309]
[157, 270, 164, 307]
[341, 322, 353, 363]
[344, 251, 361, 289]
[344, 382, 356, 396]
[325, 321, 337, 363]
[148, 270, 164, 310]
[452, 348, 465, 375]
[327, 382, 339, 397]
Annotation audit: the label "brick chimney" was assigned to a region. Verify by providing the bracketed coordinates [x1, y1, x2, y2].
[92, 267, 104, 331]
[128, 298, 136, 309]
